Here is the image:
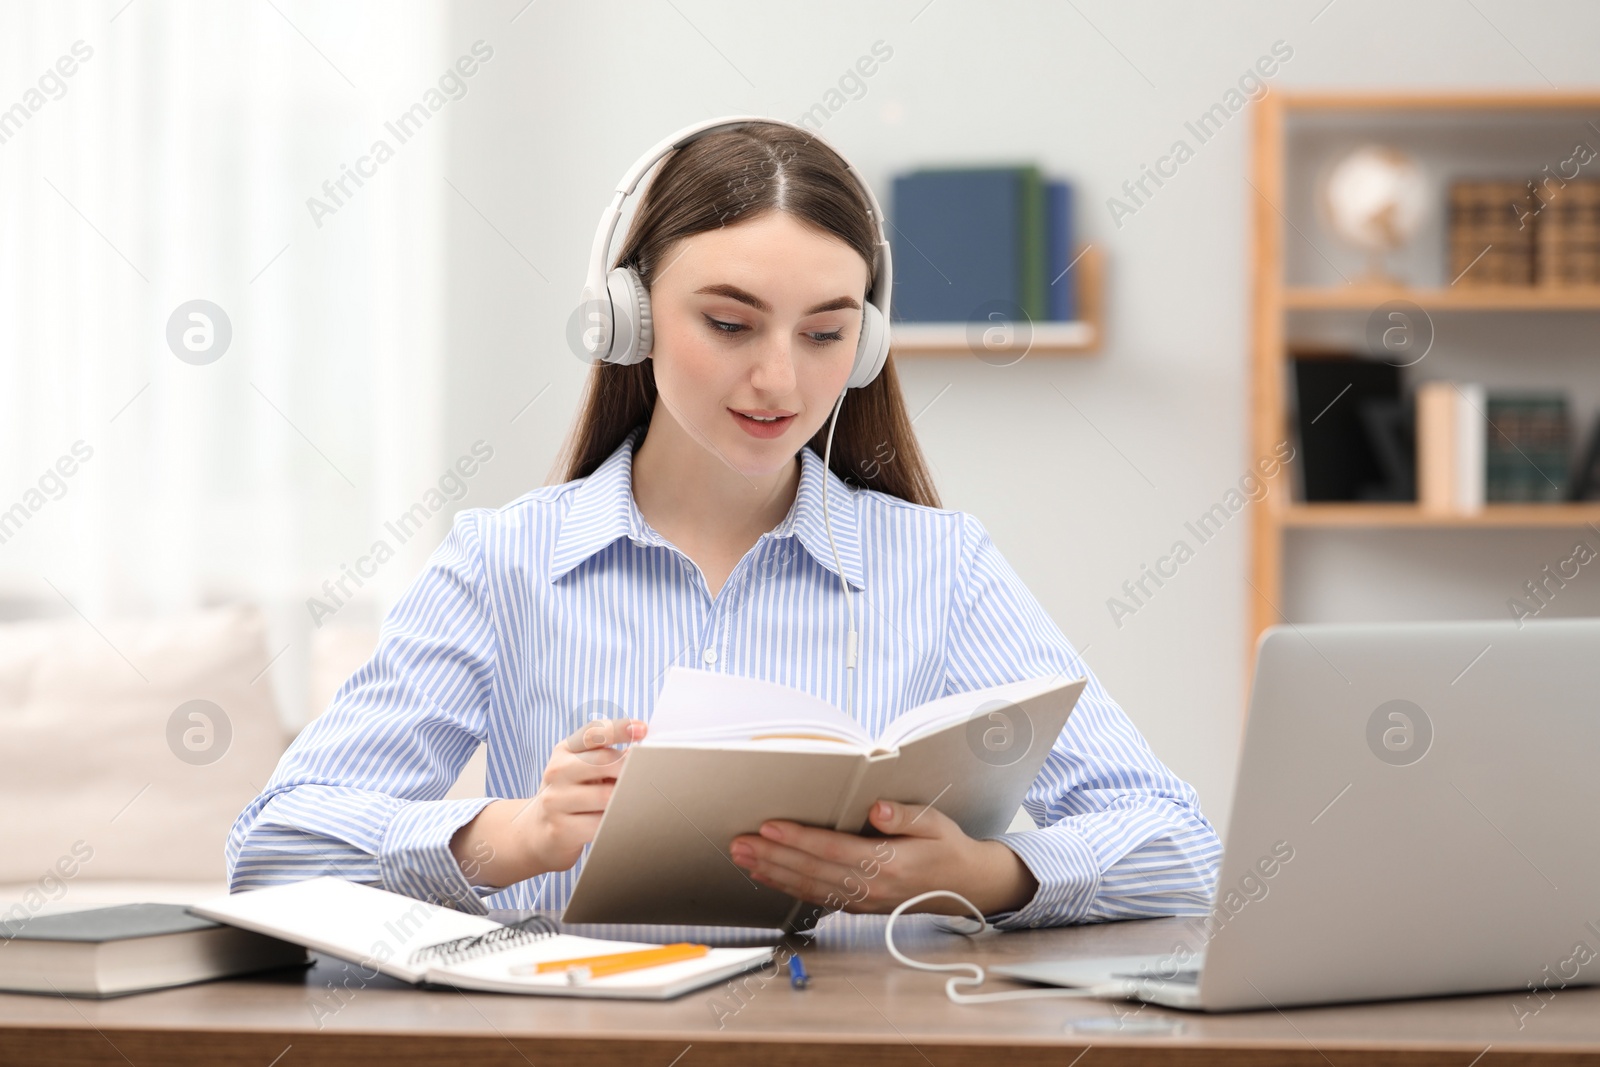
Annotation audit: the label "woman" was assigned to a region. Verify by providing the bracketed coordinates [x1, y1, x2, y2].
[226, 120, 1220, 929]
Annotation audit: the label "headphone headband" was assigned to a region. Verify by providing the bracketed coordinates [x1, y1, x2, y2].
[575, 116, 893, 391]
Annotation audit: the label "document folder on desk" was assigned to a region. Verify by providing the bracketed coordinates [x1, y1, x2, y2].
[192, 878, 772, 1000]
[562, 667, 1086, 930]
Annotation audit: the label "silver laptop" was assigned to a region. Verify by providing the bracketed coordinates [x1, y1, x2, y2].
[993, 618, 1600, 1011]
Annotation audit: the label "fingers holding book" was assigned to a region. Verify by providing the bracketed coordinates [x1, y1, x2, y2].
[727, 799, 1036, 918]
[520, 717, 648, 872]
[448, 718, 648, 889]
[562, 717, 648, 767]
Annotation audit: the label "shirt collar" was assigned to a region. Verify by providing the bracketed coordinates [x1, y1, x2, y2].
[549, 426, 865, 591]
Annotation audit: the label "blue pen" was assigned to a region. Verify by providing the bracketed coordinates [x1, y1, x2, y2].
[789, 954, 810, 989]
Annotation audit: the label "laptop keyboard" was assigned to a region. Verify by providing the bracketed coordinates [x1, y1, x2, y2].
[1112, 968, 1201, 985]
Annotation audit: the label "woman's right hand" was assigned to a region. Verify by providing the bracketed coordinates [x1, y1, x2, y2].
[449, 717, 647, 888]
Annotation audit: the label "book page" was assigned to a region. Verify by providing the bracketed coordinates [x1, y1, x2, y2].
[833, 677, 1088, 840]
[645, 666, 871, 747]
[191, 877, 500, 984]
[875, 674, 1084, 751]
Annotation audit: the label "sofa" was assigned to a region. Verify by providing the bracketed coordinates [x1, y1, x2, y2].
[0, 605, 484, 921]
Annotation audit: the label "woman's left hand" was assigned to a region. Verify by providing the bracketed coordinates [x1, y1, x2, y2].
[728, 800, 1038, 918]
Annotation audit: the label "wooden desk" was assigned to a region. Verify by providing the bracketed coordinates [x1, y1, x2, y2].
[4, 910, 1600, 1066]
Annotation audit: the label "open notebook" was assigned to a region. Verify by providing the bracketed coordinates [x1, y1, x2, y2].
[563, 667, 1087, 928]
[191, 877, 773, 999]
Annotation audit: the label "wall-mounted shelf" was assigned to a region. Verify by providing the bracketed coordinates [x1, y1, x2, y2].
[1281, 503, 1600, 528]
[891, 244, 1103, 357]
[1286, 285, 1600, 311]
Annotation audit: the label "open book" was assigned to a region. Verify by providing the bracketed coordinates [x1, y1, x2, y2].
[562, 668, 1087, 929]
[191, 877, 773, 1000]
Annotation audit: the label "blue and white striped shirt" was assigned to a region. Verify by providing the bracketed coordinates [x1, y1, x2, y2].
[226, 425, 1221, 929]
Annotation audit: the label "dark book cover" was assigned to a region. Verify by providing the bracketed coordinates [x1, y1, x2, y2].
[1571, 411, 1600, 501]
[1357, 397, 1416, 501]
[1487, 392, 1569, 502]
[890, 167, 1029, 323]
[0, 903, 217, 942]
[0, 902, 308, 998]
[1045, 179, 1077, 322]
[1292, 356, 1403, 502]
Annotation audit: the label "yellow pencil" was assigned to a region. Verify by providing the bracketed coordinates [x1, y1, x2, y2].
[511, 942, 709, 982]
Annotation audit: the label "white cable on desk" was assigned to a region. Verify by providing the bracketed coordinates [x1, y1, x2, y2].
[886, 890, 1125, 1005]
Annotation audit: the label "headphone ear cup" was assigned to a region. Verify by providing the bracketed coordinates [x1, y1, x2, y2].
[847, 300, 889, 390]
[603, 267, 653, 365]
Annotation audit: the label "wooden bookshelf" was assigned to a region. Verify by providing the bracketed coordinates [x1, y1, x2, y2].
[890, 244, 1103, 356]
[1285, 284, 1600, 311]
[1282, 503, 1600, 529]
[1249, 90, 1600, 654]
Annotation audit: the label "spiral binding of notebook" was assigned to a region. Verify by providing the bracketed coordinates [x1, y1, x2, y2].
[407, 913, 561, 967]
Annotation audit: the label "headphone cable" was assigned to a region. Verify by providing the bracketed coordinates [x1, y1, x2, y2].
[886, 891, 1126, 1004]
[819, 387, 858, 720]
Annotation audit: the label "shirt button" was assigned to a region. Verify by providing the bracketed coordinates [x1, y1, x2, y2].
[703, 648, 718, 664]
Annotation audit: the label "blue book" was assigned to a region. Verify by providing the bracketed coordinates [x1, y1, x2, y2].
[1045, 180, 1077, 322]
[890, 168, 1026, 323]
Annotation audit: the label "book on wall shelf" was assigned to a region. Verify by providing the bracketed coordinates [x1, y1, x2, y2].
[1448, 180, 1535, 285]
[1485, 392, 1570, 502]
[1288, 364, 1584, 515]
[1571, 414, 1600, 501]
[888, 165, 1098, 354]
[1449, 177, 1600, 287]
[1291, 355, 1412, 503]
[1411, 384, 1573, 513]
[1415, 381, 1486, 513]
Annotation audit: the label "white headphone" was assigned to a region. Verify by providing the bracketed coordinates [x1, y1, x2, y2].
[574, 115, 894, 392]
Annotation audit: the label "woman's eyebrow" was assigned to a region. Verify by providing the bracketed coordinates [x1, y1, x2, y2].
[694, 283, 861, 316]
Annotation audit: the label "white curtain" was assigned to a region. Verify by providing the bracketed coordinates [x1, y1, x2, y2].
[0, 1, 448, 726]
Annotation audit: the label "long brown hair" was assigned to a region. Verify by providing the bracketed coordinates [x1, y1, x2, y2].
[552, 121, 941, 509]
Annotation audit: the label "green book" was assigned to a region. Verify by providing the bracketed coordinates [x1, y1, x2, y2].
[1486, 393, 1569, 503]
[1016, 164, 1047, 322]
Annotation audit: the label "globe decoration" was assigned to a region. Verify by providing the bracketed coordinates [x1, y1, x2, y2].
[1318, 145, 1427, 284]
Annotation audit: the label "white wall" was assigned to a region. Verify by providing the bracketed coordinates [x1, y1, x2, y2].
[437, 0, 1600, 838]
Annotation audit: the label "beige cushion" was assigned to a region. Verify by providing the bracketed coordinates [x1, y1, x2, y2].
[0, 605, 288, 885]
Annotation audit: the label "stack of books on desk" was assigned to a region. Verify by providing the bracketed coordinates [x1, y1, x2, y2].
[0, 903, 307, 998]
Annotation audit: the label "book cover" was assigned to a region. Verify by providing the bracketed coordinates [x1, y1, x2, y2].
[1292, 356, 1402, 502]
[890, 167, 1037, 323]
[1486, 392, 1569, 502]
[1535, 179, 1600, 286]
[1416, 381, 1458, 512]
[1017, 165, 1047, 322]
[0, 902, 307, 998]
[1455, 382, 1487, 512]
[1356, 397, 1416, 501]
[1045, 179, 1078, 321]
[1449, 180, 1534, 285]
[562, 667, 1086, 929]
[1570, 411, 1600, 501]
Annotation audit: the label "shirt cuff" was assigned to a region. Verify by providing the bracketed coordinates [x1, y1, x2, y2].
[379, 797, 500, 915]
[984, 824, 1101, 930]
